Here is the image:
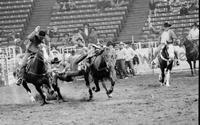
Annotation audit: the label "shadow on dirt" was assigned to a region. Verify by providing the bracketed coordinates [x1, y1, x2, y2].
[172, 71, 199, 78]
[147, 84, 161, 88]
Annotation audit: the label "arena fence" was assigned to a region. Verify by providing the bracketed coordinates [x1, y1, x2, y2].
[0, 42, 198, 86]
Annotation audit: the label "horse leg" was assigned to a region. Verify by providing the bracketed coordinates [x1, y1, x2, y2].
[159, 68, 165, 85]
[187, 60, 193, 76]
[165, 70, 170, 87]
[35, 85, 48, 106]
[22, 81, 35, 102]
[101, 80, 112, 98]
[107, 77, 115, 95]
[53, 73, 65, 102]
[193, 60, 196, 75]
[92, 79, 100, 92]
[84, 73, 93, 101]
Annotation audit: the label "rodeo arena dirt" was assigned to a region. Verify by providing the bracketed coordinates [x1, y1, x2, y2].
[0, 0, 199, 125]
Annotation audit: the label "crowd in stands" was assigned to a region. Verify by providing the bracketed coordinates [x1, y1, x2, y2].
[0, 0, 35, 44]
[49, 0, 131, 46]
[46, 23, 100, 47]
[139, 0, 199, 43]
[53, 0, 127, 12]
[149, 0, 199, 16]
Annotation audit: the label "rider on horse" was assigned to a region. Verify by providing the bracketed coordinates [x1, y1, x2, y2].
[16, 26, 47, 86]
[149, 22, 179, 66]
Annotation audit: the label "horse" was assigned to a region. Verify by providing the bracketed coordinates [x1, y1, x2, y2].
[14, 48, 55, 106]
[179, 37, 199, 76]
[84, 48, 116, 100]
[52, 48, 115, 101]
[158, 44, 175, 86]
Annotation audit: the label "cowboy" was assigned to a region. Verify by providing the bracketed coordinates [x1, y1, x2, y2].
[149, 22, 179, 65]
[49, 47, 62, 71]
[187, 22, 199, 47]
[16, 26, 47, 86]
[124, 43, 136, 76]
[116, 42, 128, 79]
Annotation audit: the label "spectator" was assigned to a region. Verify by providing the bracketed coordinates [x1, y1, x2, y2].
[64, 33, 73, 46]
[88, 27, 99, 44]
[13, 32, 26, 52]
[187, 22, 199, 47]
[76, 28, 86, 45]
[124, 43, 136, 76]
[149, 0, 156, 15]
[68, 0, 77, 10]
[76, 23, 91, 45]
[115, 42, 128, 79]
[76, 38, 85, 47]
[115, 0, 126, 7]
[180, 4, 189, 15]
[188, 0, 199, 11]
[96, 0, 119, 13]
[132, 44, 140, 74]
[53, 2, 60, 12]
[60, 2, 70, 11]
[83, 23, 90, 37]
[166, 0, 171, 12]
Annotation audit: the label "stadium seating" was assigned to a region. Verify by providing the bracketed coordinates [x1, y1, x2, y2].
[140, 1, 199, 43]
[0, 0, 35, 44]
[49, 0, 131, 41]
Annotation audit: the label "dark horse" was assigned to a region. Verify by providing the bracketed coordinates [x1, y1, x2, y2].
[53, 49, 115, 101]
[158, 44, 175, 86]
[180, 37, 199, 76]
[84, 49, 116, 100]
[14, 50, 54, 105]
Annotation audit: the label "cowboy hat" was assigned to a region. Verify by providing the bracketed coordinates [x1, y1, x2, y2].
[51, 57, 61, 64]
[38, 30, 46, 37]
[163, 22, 172, 27]
[119, 41, 125, 45]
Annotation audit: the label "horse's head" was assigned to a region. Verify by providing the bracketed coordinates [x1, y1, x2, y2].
[178, 34, 192, 48]
[162, 44, 175, 61]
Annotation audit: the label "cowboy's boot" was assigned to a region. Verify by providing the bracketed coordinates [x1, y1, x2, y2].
[16, 66, 25, 86]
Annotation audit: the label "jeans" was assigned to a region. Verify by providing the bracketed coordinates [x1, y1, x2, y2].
[116, 59, 128, 78]
[125, 60, 134, 75]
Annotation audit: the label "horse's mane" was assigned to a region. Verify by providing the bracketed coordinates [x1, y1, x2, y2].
[101, 47, 111, 62]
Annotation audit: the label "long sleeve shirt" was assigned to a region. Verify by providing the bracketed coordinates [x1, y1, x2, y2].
[125, 47, 136, 61]
[188, 28, 199, 40]
[116, 48, 126, 60]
